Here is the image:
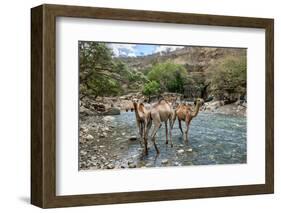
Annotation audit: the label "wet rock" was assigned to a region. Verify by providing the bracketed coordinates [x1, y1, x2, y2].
[99, 145, 105, 148]
[187, 148, 193, 152]
[209, 155, 215, 160]
[161, 159, 169, 164]
[177, 149, 185, 154]
[129, 136, 137, 141]
[128, 163, 136, 168]
[127, 159, 137, 168]
[145, 163, 153, 167]
[121, 132, 126, 136]
[127, 159, 134, 165]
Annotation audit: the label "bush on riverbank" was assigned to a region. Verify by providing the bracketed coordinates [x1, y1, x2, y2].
[206, 55, 247, 101]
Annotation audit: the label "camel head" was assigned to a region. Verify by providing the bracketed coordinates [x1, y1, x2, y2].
[193, 98, 205, 107]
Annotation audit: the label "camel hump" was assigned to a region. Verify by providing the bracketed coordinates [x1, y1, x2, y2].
[158, 99, 168, 105]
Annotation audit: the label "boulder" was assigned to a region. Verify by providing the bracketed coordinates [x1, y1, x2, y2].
[187, 148, 193, 152]
[161, 159, 169, 164]
[129, 136, 137, 141]
[80, 106, 95, 117]
[177, 149, 185, 154]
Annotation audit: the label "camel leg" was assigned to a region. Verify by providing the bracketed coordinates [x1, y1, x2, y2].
[145, 119, 152, 140]
[165, 121, 168, 144]
[185, 122, 190, 143]
[143, 138, 148, 155]
[138, 122, 144, 146]
[169, 118, 173, 147]
[151, 122, 161, 154]
[178, 120, 183, 135]
[143, 119, 152, 155]
[138, 122, 143, 138]
[140, 122, 144, 138]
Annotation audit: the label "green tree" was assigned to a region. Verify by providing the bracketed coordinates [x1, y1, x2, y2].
[79, 41, 124, 99]
[142, 81, 161, 100]
[206, 55, 246, 99]
[147, 62, 188, 93]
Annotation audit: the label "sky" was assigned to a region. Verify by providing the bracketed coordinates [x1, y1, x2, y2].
[107, 43, 184, 57]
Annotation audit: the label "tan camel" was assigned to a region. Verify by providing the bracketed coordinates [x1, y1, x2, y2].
[176, 98, 204, 142]
[133, 101, 152, 154]
[149, 99, 177, 154]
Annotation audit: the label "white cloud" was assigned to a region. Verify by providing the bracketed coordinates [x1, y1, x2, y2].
[154, 45, 184, 55]
[108, 44, 137, 57]
[127, 53, 136, 57]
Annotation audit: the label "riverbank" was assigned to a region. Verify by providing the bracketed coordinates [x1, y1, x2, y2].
[80, 93, 247, 118]
[79, 93, 247, 170]
[79, 110, 247, 170]
[202, 100, 247, 117]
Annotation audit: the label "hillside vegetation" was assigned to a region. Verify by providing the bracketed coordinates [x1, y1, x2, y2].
[79, 41, 246, 102]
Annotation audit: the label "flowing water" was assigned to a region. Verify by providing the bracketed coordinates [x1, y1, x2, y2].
[81, 111, 246, 170]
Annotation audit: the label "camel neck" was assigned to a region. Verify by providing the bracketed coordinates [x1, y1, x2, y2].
[133, 103, 140, 120]
[191, 103, 200, 118]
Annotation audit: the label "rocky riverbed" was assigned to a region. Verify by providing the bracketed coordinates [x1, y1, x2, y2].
[202, 100, 247, 116]
[79, 110, 247, 171]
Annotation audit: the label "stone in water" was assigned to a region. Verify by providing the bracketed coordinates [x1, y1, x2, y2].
[161, 159, 168, 164]
[177, 149, 184, 154]
[129, 136, 137, 141]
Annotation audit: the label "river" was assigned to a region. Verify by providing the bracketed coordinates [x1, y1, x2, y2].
[79, 111, 246, 170]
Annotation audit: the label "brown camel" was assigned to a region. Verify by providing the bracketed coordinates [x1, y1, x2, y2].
[133, 101, 152, 154]
[149, 99, 177, 154]
[176, 98, 204, 142]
